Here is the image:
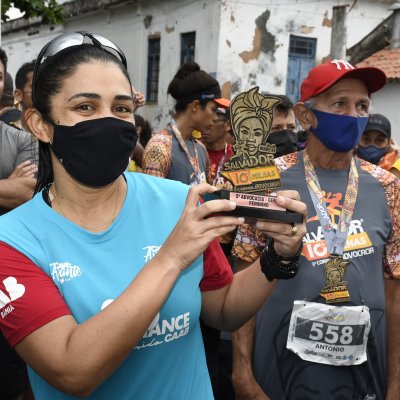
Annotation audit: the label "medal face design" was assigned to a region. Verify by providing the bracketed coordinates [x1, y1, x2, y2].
[320, 256, 351, 303]
[221, 86, 282, 193]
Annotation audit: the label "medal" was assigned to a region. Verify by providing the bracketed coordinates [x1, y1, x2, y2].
[320, 256, 350, 303]
[303, 150, 359, 304]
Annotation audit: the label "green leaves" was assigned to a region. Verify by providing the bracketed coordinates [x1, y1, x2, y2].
[2, 0, 64, 24]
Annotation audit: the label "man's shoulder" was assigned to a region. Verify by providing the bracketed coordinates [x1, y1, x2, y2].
[275, 151, 300, 173]
[1, 121, 31, 142]
[359, 158, 399, 189]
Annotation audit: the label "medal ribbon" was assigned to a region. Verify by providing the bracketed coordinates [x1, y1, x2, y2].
[213, 143, 228, 185]
[170, 119, 204, 184]
[303, 149, 359, 256]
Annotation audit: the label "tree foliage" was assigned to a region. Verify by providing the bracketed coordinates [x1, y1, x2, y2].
[1, 0, 64, 24]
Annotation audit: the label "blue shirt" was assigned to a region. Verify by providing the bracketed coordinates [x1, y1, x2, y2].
[0, 172, 214, 400]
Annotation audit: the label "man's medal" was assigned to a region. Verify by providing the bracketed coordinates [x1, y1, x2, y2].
[303, 150, 359, 303]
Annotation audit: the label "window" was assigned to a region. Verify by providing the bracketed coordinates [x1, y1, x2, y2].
[289, 36, 316, 58]
[286, 35, 317, 103]
[146, 37, 160, 103]
[180, 31, 196, 65]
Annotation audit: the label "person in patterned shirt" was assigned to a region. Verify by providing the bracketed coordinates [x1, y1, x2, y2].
[142, 61, 227, 186]
[232, 60, 400, 400]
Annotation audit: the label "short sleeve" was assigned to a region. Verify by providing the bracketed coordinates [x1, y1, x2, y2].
[383, 179, 400, 279]
[0, 242, 71, 347]
[142, 132, 172, 178]
[200, 239, 233, 291]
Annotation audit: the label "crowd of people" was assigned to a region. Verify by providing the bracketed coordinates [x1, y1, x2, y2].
[0, 30, 399, 400]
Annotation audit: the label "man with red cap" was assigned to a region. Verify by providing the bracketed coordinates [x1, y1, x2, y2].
[231, 60, 400, 400]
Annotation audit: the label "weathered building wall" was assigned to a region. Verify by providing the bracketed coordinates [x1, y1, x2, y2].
[216, 0, 393, 98]
[1, 0, 396, 130]
[2, 0, 221, 130]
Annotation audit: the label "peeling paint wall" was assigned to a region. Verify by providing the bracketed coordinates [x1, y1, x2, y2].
[1, 0, 395, 130]
[216, 0, 393, 98]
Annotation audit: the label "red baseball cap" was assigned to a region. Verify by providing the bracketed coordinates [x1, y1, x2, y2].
[300, 59, 386, 102]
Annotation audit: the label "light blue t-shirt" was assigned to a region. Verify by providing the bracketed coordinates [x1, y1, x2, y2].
[0, 172, 213, 400]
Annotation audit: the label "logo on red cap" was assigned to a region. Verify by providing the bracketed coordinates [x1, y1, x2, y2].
[330, 59, 355, 71]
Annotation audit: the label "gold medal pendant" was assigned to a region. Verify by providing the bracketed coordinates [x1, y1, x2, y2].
[320, 256, 351, 304]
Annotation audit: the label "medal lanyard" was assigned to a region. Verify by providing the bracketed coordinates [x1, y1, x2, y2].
[170, 119, 203, 184]
[213, 143, 228, 185]
[303, 149, 359, 256]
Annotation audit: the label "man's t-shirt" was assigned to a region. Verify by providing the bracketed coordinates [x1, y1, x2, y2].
[0, 121, 37, 180]
[0, 172, 232, 400]
[207, 144, 234, 186]
[247, 152, 400, 399]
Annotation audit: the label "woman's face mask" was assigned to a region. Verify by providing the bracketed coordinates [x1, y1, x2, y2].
[50, 117, 138, 187]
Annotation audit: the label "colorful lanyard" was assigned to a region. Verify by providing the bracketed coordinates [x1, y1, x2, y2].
[213, 143, 228, 185]
[170, 119, 204, 185]
[303, 149, 359, 256]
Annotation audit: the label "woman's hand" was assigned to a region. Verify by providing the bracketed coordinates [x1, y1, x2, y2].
[160, 183, 244, 271]
[255, 190, 307, 258]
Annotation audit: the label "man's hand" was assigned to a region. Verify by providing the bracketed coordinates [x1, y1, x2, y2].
[255, 190, 307, 258]
[132, 86, 146, 112]
[8, 160, 38, 179]
[232, 371, 270, 400]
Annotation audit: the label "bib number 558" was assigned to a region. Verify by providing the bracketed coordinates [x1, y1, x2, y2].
[309, 322, 353, 345]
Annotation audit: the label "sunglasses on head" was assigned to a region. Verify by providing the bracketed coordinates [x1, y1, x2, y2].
[32, 31, 127, 105]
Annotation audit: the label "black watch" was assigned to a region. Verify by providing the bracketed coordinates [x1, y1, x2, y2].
[259, 237, 302, 282]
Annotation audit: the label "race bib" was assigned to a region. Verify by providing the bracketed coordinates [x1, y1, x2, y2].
[287, 301, 370, 366]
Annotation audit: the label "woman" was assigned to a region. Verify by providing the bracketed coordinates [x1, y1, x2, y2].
[0, 32, 306, 400]
[142, 61, 227, 186]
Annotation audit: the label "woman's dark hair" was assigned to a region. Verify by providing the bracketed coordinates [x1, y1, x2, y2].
[167, 61, 219, 112]
[134, 114, 153, 148]
[33, 44, 131, 193]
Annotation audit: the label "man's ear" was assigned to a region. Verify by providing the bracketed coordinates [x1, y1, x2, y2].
[14, 89, 22, 106]
[25, 109, 53, 143]
[294, 102, 315, 130]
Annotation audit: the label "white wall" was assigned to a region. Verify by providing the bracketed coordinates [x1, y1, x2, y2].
[65, 0, 221, 129]
[370, 82, 400, 144]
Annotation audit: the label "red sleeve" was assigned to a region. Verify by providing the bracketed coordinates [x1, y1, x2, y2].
[200, 239, 233, 291]
[0, 242, 71, 347]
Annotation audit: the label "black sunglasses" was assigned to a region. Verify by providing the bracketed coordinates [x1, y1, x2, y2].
[32, 31, 127, 105]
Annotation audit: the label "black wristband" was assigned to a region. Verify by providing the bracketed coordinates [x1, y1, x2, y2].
[259, 237, 302, 282]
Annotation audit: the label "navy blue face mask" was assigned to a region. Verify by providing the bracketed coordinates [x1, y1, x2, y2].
[309, 109, 368, 152]
[357, 145, 387, 164]
[50, 117, 137, 187]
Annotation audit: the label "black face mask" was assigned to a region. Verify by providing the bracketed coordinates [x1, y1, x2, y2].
[50, 117, 137, 187]
[268, 130, 298, 158]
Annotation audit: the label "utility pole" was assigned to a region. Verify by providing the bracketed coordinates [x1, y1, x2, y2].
[330, 4, 349, 60]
